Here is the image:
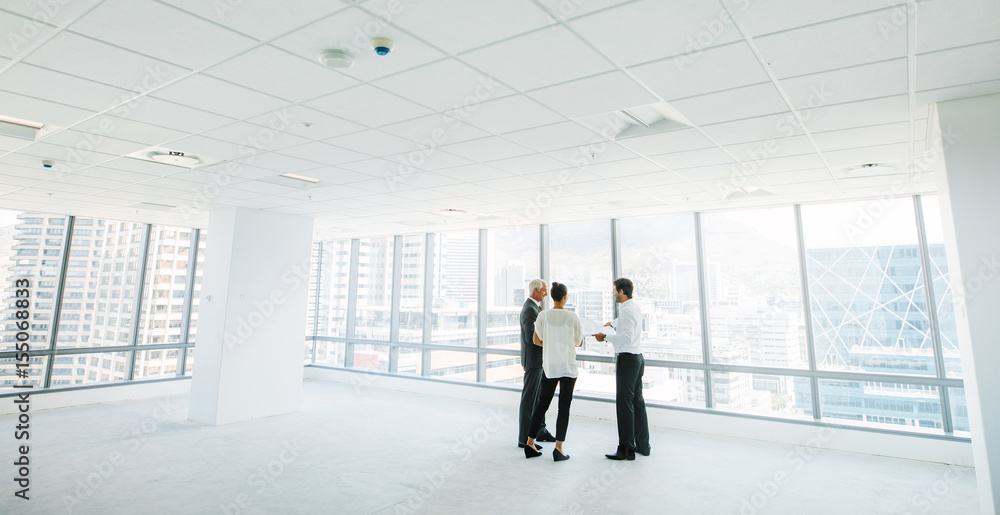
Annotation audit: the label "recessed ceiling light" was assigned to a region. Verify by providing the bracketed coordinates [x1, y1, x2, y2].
[280, 173, 320, 184]
[843, 163, 897, 177]
[0, 114, 45, 140]
[318, 49, 354, 69]
[147, 150, 201, 166]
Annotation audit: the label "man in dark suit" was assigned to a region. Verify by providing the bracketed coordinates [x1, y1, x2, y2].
[518, 279, 556, 448]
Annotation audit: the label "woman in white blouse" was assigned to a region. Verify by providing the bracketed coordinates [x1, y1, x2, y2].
[523, 282, 584, 462]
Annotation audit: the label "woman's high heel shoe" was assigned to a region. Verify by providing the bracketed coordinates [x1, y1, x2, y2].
[524, 445, 542, 458]
[553, 449, 570, 462]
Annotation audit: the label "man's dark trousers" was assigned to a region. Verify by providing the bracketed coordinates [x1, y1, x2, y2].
[518, 297, 548, 444]
[615, 352, 649, 452]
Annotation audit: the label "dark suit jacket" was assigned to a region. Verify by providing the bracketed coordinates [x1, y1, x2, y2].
[520, 298, 543, 369]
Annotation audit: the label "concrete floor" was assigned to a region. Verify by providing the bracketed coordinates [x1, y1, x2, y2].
[0, 379, 981, 515]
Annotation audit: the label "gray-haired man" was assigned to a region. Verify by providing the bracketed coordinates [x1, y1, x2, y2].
[518, 279, 557, 448]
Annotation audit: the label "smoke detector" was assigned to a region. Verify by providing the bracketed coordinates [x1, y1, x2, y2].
[147, 150, 201, 166]
[372, 38, 393, 56]
[318, 49, 355, 69]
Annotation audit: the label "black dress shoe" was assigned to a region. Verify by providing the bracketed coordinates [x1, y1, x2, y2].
[553, 449, 570, 462]
[536, 432, 557, 442]
[605, 446, 635, 461]
[518, 443, 542, 450]
[524, 445, 543, 459]
[636, 446, 650, 457]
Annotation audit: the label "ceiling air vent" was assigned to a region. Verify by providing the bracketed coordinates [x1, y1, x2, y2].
[613, 102, 693, 140]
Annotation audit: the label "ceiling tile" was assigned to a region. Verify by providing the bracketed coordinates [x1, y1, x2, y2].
[803, 95, 908, 133]
[0, 11, 58, 59]
[651, 147, 737, 171]
[41, 130, 149, 157]
[916, 41, 1000, 92]
[533, 0, 633, 20]
[272, 6, 445, 82]
[374, 58, 515, 111]
[438, 137, 534, 162]
[527, 71, 659, 119]
[201, 121, 310, 152]
[278, 141, 369, 165]
[305, 84, 432, 128]
[608, 170, 686, 188]
[616, 128, 715, 155]
[205, 46, 360, 103]
[728, 0, 902, 36]
[723, 135, 817, 162]
[584, 158, 664, 178]
[629, 42, 769, 101]
[779, 58, 907, 109]
[447, 94, 564, 134]
[700, 112, 803, 145]
[237, 151, 324, 172]
[117, 97, 234, 134]
[754, 9, 907, 78]
[0, 63, 130, 112]
[72, 115, 188, 146]
[325, 129, 424, 157]
[670, 83, 788, 126]
[502, 121, 600, 152]
[570, 0, 742, 67]
[385, 0, 553, 54]
[25, 31, 191, 89]
[0, 90, 94, 127]
[384, 148, 473, 171]
[461, 25, 615, 91]
[161, 0, 349, 41]
[916, 0, 1000, 54]
[823, 142, 910, 169]
[246, 105, 363, 140]
[811, 122, 910, 152]
[69, 0, 257, 69]
[151, 74, 288, 119]
[487, 153, 569, 174]
[380, 114, 491, 145]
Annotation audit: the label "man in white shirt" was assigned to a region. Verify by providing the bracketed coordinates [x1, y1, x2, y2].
[595, 278, 650, 460]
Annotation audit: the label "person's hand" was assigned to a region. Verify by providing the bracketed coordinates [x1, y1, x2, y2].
[594, 333, 606, 342]
[604, 322, 612, 327]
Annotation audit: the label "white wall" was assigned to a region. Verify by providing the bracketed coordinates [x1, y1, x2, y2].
[188, 208, 313, 426]
[303, 366, 973, 466]
[935, 93, 1000, 514]
[0, 378, 190, 415]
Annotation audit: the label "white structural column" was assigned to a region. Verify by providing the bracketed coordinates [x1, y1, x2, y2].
[935, 93, 1000, 514]
[188, 208, 314, 426]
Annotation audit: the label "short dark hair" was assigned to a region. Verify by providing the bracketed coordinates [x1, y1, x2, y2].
[550, 282, 568, 302]
[613, 278, 633, 298]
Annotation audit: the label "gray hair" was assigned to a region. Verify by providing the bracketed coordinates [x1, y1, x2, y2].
[527, 279, 547, 294]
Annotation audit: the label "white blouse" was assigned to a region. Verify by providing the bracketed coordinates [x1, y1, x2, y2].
[534, 308, 583, 379]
